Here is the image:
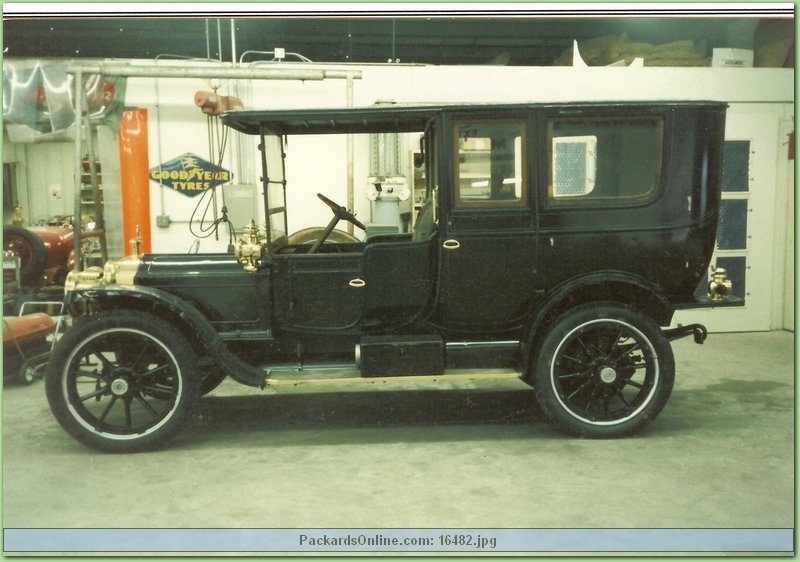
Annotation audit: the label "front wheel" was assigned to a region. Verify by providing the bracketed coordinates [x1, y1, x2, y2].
[531, 303, 674, 438]
[45, 311, 199, 452]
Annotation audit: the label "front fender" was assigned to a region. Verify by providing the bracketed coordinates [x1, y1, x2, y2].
[66, 285, 267, 388]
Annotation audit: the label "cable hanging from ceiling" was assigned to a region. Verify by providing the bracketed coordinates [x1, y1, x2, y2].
[188, 86, 240, 247]
[188, 19, 239, 248]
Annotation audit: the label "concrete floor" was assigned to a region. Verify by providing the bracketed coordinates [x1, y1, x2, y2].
[2, 331, 794, 554]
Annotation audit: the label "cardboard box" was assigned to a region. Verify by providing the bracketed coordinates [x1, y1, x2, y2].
[712, 48, 754, 67]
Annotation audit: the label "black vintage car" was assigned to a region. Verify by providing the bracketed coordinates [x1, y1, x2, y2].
[46, 101, 737, 452]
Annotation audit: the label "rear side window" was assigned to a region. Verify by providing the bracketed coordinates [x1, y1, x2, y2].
[548, 115, 663, 206]
[454, 119, 526, 207]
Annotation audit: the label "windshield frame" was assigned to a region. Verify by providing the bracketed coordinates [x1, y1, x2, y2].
[258, 128, 289, 250]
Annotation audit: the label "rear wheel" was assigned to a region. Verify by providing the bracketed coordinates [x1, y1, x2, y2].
[45, 311, 199, 452]
[531, 303, 674, 438]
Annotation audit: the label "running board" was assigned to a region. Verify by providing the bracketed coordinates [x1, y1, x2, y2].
[265, 369, 523, 388]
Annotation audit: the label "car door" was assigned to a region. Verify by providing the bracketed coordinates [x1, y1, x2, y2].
[271, 252, 364, 332]
[433, 114, 537, 331]
[361, 234, 435, 330]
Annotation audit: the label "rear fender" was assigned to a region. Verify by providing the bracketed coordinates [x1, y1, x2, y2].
[521, 271, 675, 377]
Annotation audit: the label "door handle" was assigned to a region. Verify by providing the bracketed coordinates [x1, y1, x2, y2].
[442, 239, 461, 250]
[348, 278, 366, 288]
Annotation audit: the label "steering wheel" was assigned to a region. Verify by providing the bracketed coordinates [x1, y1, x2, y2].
[308, 194, 366, 253]
[317, 193, 367, 231]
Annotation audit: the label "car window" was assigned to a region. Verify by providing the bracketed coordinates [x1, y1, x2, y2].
[547, 115, 663, 206]
[454, 119, 526, 207]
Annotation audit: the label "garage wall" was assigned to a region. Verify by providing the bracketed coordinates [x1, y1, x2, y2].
[4, 139, 74, 225]
[107, 72, 361, 253]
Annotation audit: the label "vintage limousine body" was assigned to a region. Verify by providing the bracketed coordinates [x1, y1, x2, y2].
[46, 101, 737, 451]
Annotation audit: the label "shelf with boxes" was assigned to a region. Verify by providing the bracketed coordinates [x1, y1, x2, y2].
[79, 158, 102, 224]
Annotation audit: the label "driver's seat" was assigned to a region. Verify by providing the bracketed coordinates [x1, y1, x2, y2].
[411, 198, 437, 241]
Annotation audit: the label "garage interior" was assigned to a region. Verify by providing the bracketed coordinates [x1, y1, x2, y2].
[2, 6, 795, 556]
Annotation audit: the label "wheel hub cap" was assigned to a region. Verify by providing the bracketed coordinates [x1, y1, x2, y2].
[110, 378, 130, 396]
[599, 366, 617, 384]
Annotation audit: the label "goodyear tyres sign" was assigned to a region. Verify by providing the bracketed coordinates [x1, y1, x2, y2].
[150, 153, 231, 197]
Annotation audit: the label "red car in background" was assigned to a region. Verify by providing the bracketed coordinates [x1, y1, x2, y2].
[4, 224, 102, 288]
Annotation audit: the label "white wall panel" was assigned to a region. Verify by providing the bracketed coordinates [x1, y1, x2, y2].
[18, 141, 73, 224]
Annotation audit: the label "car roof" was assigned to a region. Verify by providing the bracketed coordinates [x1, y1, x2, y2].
[221, 101, 728, 136]
[222, 104, 443, 135]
